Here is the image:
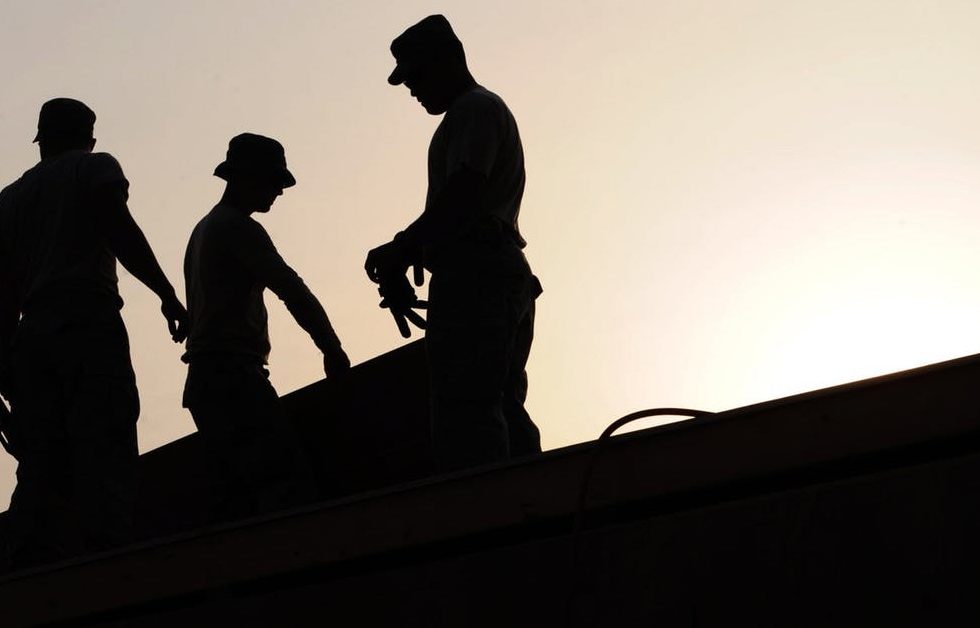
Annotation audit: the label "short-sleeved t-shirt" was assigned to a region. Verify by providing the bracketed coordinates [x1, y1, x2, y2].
[426, 85, 527, 248]
[182, 204, 322, 364]
[0, 150, 126, 317]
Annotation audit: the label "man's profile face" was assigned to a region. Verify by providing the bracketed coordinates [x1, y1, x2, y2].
[403, 59, 450, 115]
[241, 176, 285, 213]
[254, 179, 284, 213]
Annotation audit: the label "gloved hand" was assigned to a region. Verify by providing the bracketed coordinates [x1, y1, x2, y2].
[378, 272, 427, 338]
[412, 261, 425, 287]
[365, 233, 427, 287]
[364, 239, 411, 284]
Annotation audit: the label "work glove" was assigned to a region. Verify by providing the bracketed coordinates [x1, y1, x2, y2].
[365, 235, 426, 288]
[365, 240, 410, 284]
[378, 272, 427, 338]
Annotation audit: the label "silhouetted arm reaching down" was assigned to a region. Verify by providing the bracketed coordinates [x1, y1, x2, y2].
[363, 168, 485, 338]
[364, 170, 485, 338]
[231, 221, 350, 378]
[0, 247, 17, 399]
[0, 264, 11, 444]
[366, 87, 506, 337]
[91, 182, 188, 343]
[365, 88, 501, 282]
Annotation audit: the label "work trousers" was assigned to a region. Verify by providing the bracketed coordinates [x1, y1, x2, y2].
[183, 356, 316, 522]
[3, 310, 139, 567]
[426, 246, 542, 471]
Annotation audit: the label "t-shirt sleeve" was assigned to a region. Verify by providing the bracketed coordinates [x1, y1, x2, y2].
[226, 219, 308, 298]
[443, 94, 502, 179]
[81, 152, 130, 199]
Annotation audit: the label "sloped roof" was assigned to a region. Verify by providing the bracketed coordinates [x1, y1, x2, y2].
[2, 346, 980, 626]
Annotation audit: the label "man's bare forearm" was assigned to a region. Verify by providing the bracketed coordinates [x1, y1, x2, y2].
[95, 188, 177, 301]
[112, 218, 177, 299]
[398, 168, 486, 251]
[286, 294, 343, 354]
[264, 265, 343, 354]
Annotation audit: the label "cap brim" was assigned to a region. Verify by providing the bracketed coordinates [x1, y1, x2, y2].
[388, 65, 406, 86]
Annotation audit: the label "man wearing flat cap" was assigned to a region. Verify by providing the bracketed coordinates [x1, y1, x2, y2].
[182, 133, 349, 519]
[366, 15, 543, 470]
[0, 98, 188, 567]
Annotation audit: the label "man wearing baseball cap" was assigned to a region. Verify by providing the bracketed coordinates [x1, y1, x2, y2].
[365, 15, 543, 470]
[0, 98, 188, 567]
[182, 133, 349, 519]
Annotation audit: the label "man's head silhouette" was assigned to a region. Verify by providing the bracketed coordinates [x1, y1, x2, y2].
[388, 15, 472, 115]
[215, 133, 296, 214]
[34, 98, 97, 157]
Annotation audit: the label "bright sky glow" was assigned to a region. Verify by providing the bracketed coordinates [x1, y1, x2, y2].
[2, 0, 980, 507]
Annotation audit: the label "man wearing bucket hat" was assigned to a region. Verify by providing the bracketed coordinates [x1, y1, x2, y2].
[0, 98, 188, 567]
[182, 133, 349, 518]
[365, 15, 543, 470]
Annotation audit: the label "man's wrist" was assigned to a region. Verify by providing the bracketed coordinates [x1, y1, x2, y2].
[157, 285, 178, 303]
[316, 332, 343, 356]
[393, 229, 421, 254]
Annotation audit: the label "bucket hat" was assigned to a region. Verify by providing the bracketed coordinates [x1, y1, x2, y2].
[214, 133, 296, 188]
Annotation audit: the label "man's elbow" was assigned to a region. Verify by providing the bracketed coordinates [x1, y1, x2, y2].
[92, 188, 136, 239]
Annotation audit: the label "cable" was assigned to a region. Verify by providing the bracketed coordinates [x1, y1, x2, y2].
[563, 407, 714, 626]
[574, 407, 714, 537]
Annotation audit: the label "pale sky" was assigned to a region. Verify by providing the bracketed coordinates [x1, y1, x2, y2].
[2, 0, 980, 508]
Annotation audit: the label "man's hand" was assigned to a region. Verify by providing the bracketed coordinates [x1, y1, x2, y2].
[378, 273, 427, 338]
[161, 294, 189, 343]
[364, 240, 410, 284]
[322, 344, 351, 379]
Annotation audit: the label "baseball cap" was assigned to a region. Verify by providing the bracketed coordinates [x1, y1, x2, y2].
[387, 15, 464, 86]
[33, 98, 96, 143]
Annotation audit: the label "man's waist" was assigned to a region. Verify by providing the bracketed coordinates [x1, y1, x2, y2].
[462, 214, 524, 247]
[22, 282, 123, 318]
[182, 350, 267, 366]
[424, 217, 527, 272]
[182, 334, 270, 365]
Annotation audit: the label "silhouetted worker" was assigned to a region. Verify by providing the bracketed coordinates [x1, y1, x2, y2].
[182, 133, 350, 520]
[0, 98, 188, 567]
[366, 15, 543, 470]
